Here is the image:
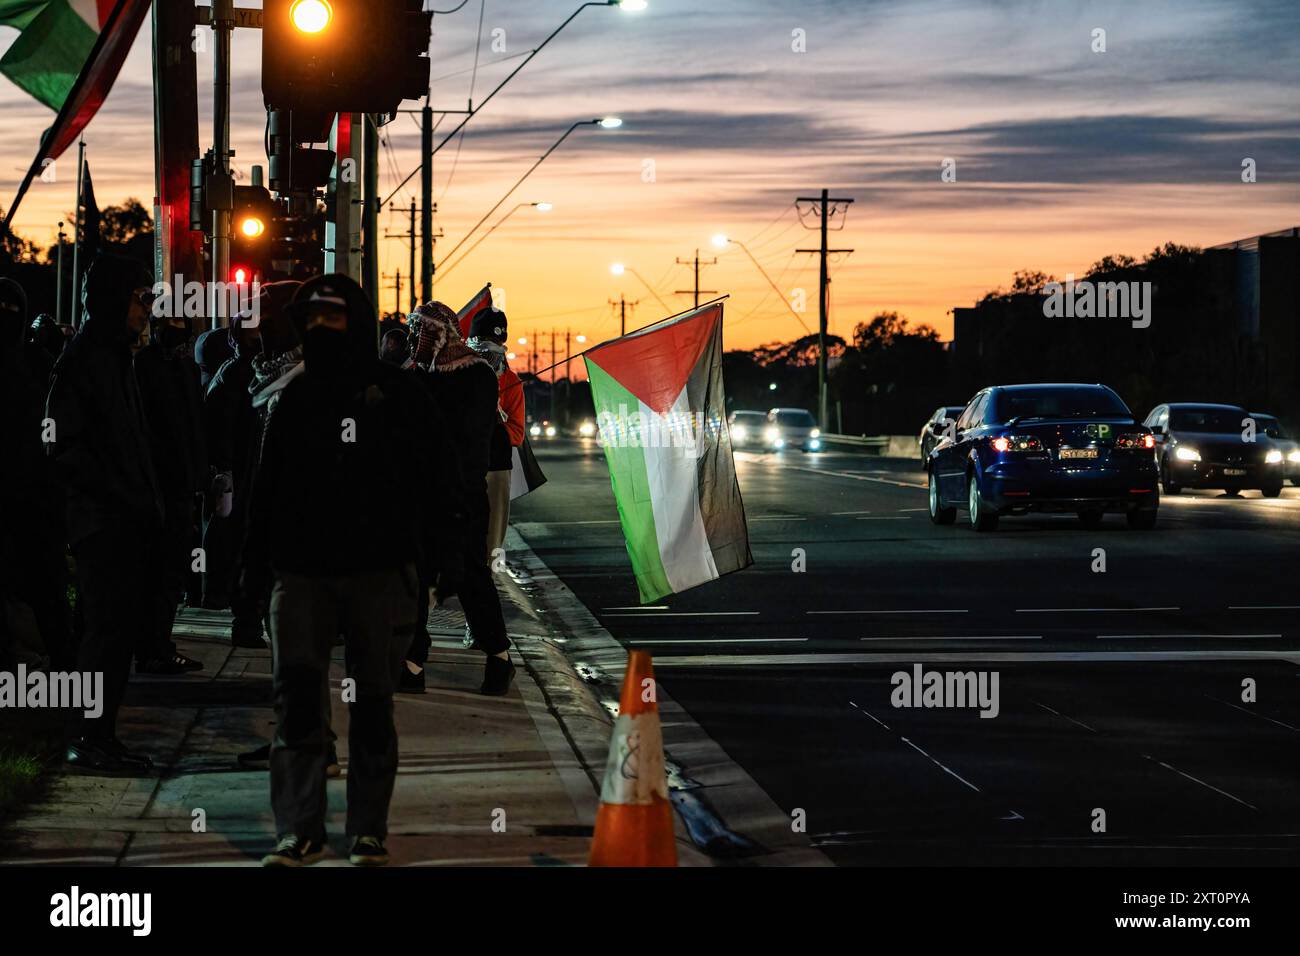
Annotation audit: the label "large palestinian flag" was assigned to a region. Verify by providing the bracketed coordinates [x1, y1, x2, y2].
[583, 302, 751, 604]
[1, 0, 150, 231]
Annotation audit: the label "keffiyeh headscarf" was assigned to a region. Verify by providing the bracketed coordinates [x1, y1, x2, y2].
[467, 336, 507, 374]
[408, 301, 486, 373]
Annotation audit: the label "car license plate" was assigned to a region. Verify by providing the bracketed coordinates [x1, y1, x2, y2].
[1224, 468, 1247, 476]
[1060, 448, 1098, 460]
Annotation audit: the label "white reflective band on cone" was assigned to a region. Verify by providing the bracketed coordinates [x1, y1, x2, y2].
[598, 713, 668, 805]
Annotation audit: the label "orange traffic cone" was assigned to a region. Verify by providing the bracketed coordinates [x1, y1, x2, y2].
[588, 650, 677, 867]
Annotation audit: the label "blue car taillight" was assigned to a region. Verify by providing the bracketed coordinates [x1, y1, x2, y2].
[992, 435, 1043, 452]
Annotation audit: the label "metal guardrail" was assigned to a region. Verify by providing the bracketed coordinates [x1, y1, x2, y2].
[820, 433, 921, 458]
[820, 432, 890, 450]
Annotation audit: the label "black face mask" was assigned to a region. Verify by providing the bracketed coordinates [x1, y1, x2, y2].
[160, 325, 191, 356]
[303, 325, 354, 377]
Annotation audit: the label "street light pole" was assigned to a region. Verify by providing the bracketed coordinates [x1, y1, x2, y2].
[713, 234, 811, 334]
[438, 202, 550, 281]
[610, 263, 670, 314]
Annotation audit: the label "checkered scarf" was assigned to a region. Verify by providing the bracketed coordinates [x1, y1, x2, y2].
[407, 301, 485, 373]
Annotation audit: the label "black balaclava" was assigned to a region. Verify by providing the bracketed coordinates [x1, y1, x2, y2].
[82, 253, 153, 346]
[467, 306, 508, 374]
[290, 273, 377, 385]
[0, 277, 27, 356]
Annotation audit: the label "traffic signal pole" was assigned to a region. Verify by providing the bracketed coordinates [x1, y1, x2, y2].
[363, 114, 380, 323]
[421, 103, 433, 304]
[211, 0, 234, 326]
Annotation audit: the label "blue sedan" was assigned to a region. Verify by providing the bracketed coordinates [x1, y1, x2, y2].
[926, 384, 1160, 531]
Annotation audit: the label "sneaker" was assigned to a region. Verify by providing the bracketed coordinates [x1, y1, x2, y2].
[136, 653, 203, 675]
[397, 664, 425, 694]
[348, 836, 389, 866]
[237, 743, 271, 770]
[261, 834, 325, 867]
[230, 622, 267, 649]
[65, 737, 152, 776]
[103, 738, 155, 771]
[480, 655, 516, 697]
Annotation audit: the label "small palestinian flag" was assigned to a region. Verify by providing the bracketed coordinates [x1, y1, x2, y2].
[584, 301, 751, 603]
[456, 283, 493, 339]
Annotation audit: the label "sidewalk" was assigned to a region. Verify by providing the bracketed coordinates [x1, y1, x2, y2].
[0, 583, 601, 866]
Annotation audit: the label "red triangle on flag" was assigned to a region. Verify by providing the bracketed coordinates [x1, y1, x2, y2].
[457, 284, 494, 338]
[585, 303, 721, 415]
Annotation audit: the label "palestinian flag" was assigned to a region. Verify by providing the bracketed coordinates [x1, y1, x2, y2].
[583, 301, 751, 604]
[1, 0, 150, 231]
[456, 283, 493, 339]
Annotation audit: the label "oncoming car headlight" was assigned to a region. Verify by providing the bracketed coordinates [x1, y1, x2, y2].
[578, 420, 596, 437]
[732, 425, 748, 442]
[764, 426, 780, 443]
[1265, 448, 1283, 464]
[1175, 446, 1201, 462]
[1289, 450, 1300, 463]
[545, 425, 557, 438]
[529, 424, 541, 438]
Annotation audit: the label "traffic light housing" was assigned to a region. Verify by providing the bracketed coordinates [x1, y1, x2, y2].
[230, 184, 278, 285]
[262, 0, 432, 114]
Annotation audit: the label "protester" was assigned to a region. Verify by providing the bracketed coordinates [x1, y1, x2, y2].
[194, 326, 233, 390]
[1, 281, 73, 674]
[45, 254, 163, 774]
[379, 326, 410, 367]
[466, 307, 524, 561]
[25, 311, 66, 382]
[201, 315, 261, 643]
[403, 301, 515, 696]
[133, 308, 206, 673]
[243, 274, 454, 866]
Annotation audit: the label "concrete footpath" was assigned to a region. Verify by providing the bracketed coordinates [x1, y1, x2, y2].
[1, 527, 824, 866]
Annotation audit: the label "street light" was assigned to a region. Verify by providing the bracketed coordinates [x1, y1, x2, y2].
[575, 334, 587, 343]
[712, 233, 811, 334]
[437, 201, 553, 281]
[609, 261, 671, 313]
[615, 0, 648, 10]
[290, 0, 332, 33]
[434, 119, 620, 284]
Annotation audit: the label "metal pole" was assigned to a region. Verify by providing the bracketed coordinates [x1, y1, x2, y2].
[56, 221, 65, 325]
[212, 0, 233, 326]
[363, 114, 380, 321]
[818, 188, 828, 430]
[70, 139, 86, 329]
[408, 199, 417, 312]
[395, 269, 402, 318]
[421, 104, 433, 304]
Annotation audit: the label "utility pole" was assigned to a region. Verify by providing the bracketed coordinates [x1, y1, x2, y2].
[420, 103, 434, 304]
[55, 221, 65, 326]
[363, 114, 380, 322]
[408, 200, 417, 312]
[71, 140, 86, 329]
[797, 188, 854, 431]
[211, 0, 234, 325]
[675, 248, 717, 308]
[608, 293, 639, 336]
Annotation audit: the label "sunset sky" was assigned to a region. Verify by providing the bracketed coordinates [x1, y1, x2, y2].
[3, 0, 1299, 354]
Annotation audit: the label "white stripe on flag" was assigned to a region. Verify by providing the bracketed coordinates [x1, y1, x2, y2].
[642, 389, 717, 593]
[68, 0, 100, 28]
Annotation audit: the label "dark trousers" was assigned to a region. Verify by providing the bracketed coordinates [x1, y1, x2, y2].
[73, 527, 153, 742]
[138, 493, 196, 662]
[269, 564, 415, 841]
[405, 523, 509, 664]
[7, 519, 74, 671]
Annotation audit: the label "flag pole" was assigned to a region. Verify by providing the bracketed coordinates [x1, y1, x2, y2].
[70, 138, 86, 330]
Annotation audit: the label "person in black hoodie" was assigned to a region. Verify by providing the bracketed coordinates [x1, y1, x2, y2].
[401, 301, 515, 697]
[46, 254, 163, 774]
[244, 274, 457, 866]
[1, 281, 72, 674]
[133, 308, 206, 673]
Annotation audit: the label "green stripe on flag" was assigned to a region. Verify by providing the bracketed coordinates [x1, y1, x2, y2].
[586, 358, 675, 603]
[0, 0, 97, 110]
[0, 0, 51, 30]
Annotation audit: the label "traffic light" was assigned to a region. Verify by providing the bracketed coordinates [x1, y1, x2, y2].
[230, 184, 278, 285]
[262, 0, 432, 114]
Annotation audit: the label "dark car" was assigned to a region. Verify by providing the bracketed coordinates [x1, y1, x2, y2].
[926, 384, 1159, 531]
[727, 409, 768, 449]
[918, 405, 967, 460]
[1143, 403, 1284, 497]
[1249, 412, 1300, 485]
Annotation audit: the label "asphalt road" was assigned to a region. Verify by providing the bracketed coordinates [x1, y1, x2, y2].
[512, 438, 1300, 865]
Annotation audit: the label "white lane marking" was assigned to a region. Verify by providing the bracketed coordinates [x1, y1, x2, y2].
[652, 650, 1300, 666]
[1032, 700, 1097, 734]
[603, 605, 669, 611]
[781, 462, 928, 490]
[1016, 607, 1179, 613]
[750, 515, 806, 521]
[808, 609, 969, 615]
[855, 516, 912, 521]
[628, 637, 807, 645]
[898, 508, 929, 512]
[831, 510, 873, 515]
[1229, 605, 1300, 610]
[1143, 755, 1259, 811]
[860, 635, 1042, 641]
[602, 611, 761, 618]
[1101, 633, 1282, 640]
[1204, 695, 1300, 732]
[901, 737, 982, 793]
[847, 699, 890, 730]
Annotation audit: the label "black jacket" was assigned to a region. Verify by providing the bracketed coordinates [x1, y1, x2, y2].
[135, 343, 208, 496]
[45, 257, 163, 544]
[421, 362, 499, 518]
[244, 274, 463, 580]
